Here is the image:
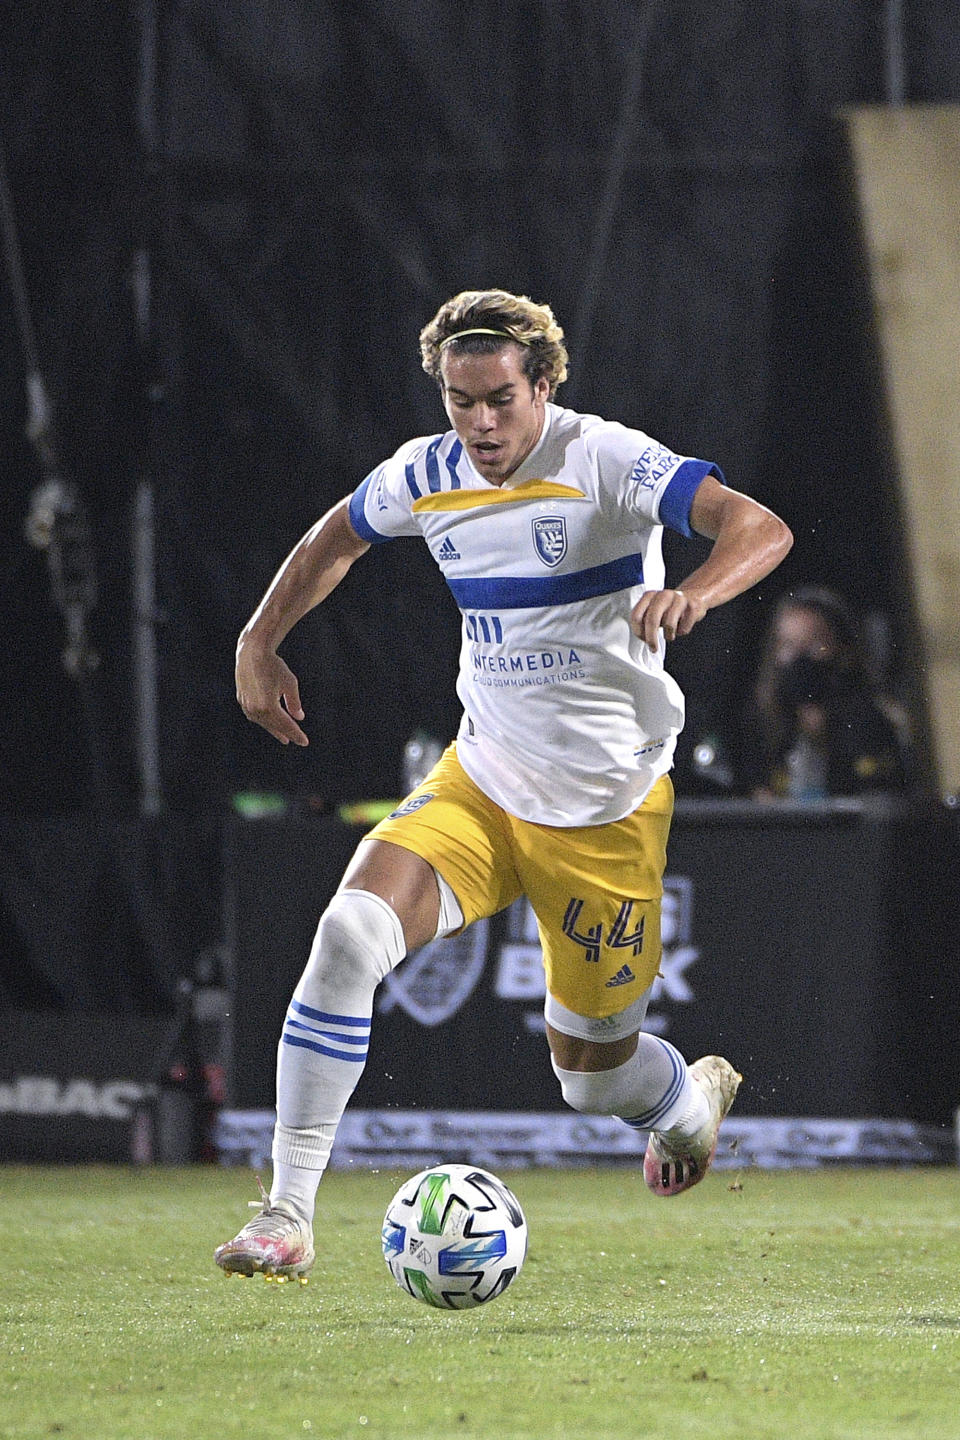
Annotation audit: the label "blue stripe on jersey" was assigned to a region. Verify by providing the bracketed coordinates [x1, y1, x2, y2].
[659, 459, 725, 538]
[348, 472, 392, 545]
[446, 551, 644, 610]
[404, 459, 423, 500]
[445, 439, 463, 489]
[425, 436, 443, 493]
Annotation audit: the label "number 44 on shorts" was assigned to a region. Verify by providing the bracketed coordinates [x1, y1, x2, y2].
[561, 898, 645, 963]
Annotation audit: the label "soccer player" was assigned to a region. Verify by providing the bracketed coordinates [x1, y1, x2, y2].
[215, 289, 793, 1280]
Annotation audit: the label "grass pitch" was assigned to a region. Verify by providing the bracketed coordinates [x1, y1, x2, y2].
[3, 1163, 960, 1440]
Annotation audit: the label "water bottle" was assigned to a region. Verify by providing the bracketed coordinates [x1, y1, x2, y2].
[784, 736, 828, 802]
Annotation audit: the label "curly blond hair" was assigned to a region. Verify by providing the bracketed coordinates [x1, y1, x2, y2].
[420, 289, 569, 398]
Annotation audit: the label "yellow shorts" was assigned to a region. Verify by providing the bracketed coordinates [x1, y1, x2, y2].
[366, 744, 673, 1020]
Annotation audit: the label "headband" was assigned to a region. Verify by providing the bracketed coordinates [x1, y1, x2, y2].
[438, 327, 531, 350]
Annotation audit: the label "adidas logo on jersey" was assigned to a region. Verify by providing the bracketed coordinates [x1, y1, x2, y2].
[437, 536, 461, 561]
[605, 964, 636, 988]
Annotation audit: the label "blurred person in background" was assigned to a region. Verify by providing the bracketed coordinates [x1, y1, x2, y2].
[744, 585, 910, 802]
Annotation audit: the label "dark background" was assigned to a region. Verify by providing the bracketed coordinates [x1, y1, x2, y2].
[4, 0, 958, 816]
[222, 803, 960, 1123]
[2, 4, 959, 1122]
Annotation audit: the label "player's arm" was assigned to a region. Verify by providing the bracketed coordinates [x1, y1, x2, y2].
[630, 475, 792, 646]
[236, 496, 370, 746]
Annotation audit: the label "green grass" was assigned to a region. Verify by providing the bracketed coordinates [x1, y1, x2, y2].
[3, 1164, 960, 1440]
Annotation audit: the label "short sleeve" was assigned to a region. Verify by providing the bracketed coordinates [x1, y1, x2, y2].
[347, 437, 436, 544]
[591, 421, 725, 538]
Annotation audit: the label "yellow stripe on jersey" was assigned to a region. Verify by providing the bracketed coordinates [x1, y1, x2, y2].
[412, 480, 587, 513]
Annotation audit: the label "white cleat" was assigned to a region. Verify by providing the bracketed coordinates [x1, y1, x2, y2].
[214, 1178, 315, 1281]
[643, 1055, 742, 1197]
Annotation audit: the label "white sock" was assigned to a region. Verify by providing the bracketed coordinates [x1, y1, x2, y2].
[628, 1035, 708, 1134]
[270, 889, 406, 1218]
[661, 1080, 710, 1138]
[270, 1157, 327, 1224]
[552, 1034, 706, 1134]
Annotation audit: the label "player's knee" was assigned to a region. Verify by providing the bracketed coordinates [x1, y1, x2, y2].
[550, 1055, 636, 1117]
[297, 889, 406, 999]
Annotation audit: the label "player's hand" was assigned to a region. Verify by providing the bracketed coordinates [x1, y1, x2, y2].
[629, 588, 708, 647]
[236, 643, 308, 746]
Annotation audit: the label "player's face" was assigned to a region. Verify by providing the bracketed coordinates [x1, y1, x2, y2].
[773, 606, 839, 667]
[440, 346, 549, 483]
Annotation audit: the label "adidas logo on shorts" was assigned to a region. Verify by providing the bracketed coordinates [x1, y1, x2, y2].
[605, 963, 636, 988]
[437, 536, 461, 561]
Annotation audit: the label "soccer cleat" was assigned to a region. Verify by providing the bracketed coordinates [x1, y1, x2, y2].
[643, 1055, 742, 1198]
[214, 1177, 315, 1281]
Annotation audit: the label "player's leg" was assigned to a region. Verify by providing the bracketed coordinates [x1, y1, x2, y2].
[214, 839, 442, 1280]
[544, 983, 721, 1151]
[268, 842, 443, 1207]
[514, 775, 741, 1195]
[546, 1010, 741, 1196]
[264, 750, 518, 1225]
[215, 745, 521, 1278]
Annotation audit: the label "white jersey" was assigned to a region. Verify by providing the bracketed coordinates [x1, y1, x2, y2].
[348, 402, 722, 827]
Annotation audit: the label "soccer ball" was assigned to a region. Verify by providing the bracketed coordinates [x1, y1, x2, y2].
[381, 1163, 528, 1310]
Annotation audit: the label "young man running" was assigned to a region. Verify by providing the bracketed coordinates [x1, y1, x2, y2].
[215, 288, 793, 1280]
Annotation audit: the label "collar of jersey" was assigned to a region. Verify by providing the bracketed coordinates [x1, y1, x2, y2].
[416, 406, 584, 508]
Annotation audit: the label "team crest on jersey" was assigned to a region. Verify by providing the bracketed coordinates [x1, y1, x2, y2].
[387, 792, 436, 819]
[532, 515, 567, 567]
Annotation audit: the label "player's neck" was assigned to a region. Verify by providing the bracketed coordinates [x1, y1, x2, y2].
[499, 411, 548, 485]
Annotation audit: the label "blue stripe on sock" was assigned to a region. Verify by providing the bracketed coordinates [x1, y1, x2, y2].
[621, 1040, 686, 1130]
[290, 998, 370, 1028]
[285, 1017, 369, 1046]
[281, 1033, 368, 1062]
